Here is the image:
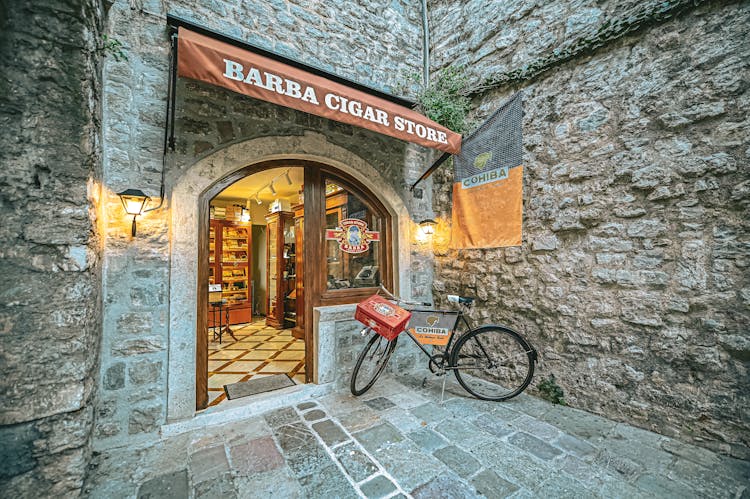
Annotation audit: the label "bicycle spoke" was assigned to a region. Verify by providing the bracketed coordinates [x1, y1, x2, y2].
[450, 326, 535, 401]
[351, 333, 398, 396]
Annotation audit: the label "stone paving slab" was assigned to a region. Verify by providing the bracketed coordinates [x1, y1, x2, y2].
[85, 374, 750, 498]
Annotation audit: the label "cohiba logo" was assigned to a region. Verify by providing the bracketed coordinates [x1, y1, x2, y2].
[474, 152, 492, 170]
[325, 218, 380, 254]
[462, 150, 513, 190]
[426, 315, 440, 327]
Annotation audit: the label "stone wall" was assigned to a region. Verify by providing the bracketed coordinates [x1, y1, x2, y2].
[429, 0, 750, 457]
[95, 0, 430, 451]
[0, 0, 104, 495]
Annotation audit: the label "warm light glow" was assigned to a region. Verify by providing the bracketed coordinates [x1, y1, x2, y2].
[117, 189, 150, 237]
[419, 219, 437, 236]
[124, 198, 144, 215]
[117, 189, 150, 215]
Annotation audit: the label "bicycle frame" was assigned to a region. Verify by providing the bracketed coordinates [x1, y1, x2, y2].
[401, 309, 473, 368]
[373, 285, 478, 369]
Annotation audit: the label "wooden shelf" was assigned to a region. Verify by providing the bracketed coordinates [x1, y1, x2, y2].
[207, 218, 252, 326]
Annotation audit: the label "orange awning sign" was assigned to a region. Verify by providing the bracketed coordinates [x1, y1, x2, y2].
[177, 27, 461, 154]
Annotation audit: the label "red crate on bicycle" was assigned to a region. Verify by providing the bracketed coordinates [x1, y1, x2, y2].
[355, 294, 412, 340]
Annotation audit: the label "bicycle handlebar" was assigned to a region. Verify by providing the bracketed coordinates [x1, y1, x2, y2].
[377, 284, 430, 307]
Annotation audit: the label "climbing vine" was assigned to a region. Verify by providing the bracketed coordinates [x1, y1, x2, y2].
[408, 66, 472, 134]
[101, 34, 128, 62]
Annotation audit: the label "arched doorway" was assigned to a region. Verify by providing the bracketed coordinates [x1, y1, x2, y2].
[195, 159, 395, 410]
[165, 133, 413, 422]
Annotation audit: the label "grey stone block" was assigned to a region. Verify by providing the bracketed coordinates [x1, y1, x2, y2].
[312, 419, 349, 447]
[128, 405, 162, 435]
[128, 360, 162, 386]
[411, 473, 478, 499]
[508, 432, 563, 460]
[284, 442, 335, 478]
[407, 428, 449, 452]
[0, 422, 39, 480]
[553, 434, 597, 459]
[274, 423, 317, 452]
[193, 472, 237, 498]
[189, 444, 229, 484]
[435, 418, 492, 451]
[104, 362, 126, 390]
[634, 473, 698, 498]
[354, 422, 404, 453]
[229, 436, 284, 475]
[264, 407, 300, 428]
[381, 439, 447, 491]
[364, 396, 397, 411]
[298, 464, 358, 499]
[137, 469, 188, 499]
[333, 441, 378, 482]
[303, 409, 327, 421]
[433, 446, 482, 478]
[471, 468, 520, 498]
[410, 403, 450, 424]
[474, 442, 556, 490]
[360, 474, 398, 499]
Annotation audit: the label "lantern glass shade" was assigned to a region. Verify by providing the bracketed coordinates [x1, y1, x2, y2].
[419, 219, 437, 235]
[117, 189, 150, 215]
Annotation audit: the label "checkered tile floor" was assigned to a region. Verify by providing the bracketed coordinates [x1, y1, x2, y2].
[207, 319, 305, 407]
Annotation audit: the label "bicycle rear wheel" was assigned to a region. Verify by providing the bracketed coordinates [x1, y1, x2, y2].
[350, 330, 398, 396]
[450, 325, 535, 401]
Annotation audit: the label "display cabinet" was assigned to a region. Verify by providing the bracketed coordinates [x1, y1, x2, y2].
[207, 219, 252, 326]
[266, 211, 294, 329]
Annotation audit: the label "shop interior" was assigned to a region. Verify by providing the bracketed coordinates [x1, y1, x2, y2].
[205, 167, 305, 407]
[204, 166, 384, 407]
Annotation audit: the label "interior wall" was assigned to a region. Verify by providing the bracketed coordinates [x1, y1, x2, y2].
[252, 224, 267, 315]
[429, 0, 750, 458]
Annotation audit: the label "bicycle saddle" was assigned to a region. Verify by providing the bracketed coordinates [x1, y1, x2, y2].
[447, 294, 474, 305]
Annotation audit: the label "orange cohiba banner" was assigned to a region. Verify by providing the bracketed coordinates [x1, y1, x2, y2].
[451, 92, 524, 249]
[177, 27, 461, 154]
[451, 166, 523, 248]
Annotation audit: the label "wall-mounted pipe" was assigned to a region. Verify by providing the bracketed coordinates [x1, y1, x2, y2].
[421, 0, 430, 86]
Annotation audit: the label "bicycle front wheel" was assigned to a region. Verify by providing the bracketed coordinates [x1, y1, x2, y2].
[450, 325, 535, 401]
[350, 330, 398, 396]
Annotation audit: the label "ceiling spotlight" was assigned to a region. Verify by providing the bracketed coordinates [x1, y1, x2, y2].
[269, 181, 276, 195]
[255, 195, 262, 205]
[284, 169, 293, 185]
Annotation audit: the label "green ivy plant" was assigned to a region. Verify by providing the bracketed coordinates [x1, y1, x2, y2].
[101, 34, 128, 62]
[408, 66, 472, 134]
[537, 374, 566, 405]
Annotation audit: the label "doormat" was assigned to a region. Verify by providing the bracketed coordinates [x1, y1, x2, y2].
[223, 374, 295, 400]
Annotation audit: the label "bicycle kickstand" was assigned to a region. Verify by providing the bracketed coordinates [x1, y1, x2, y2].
[439, 373, 447, 406]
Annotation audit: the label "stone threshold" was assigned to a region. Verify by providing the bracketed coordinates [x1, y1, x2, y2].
[161, 382, 335, 439]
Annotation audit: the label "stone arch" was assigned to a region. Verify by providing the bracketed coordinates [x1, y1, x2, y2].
[166, 131, 413, 421]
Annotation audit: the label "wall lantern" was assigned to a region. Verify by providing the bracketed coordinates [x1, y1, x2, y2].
[117, 189, 150, 237]
[419, 219, 437, 236]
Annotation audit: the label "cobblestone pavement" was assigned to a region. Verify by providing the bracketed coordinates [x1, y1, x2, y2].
[86, 374, 749, 498]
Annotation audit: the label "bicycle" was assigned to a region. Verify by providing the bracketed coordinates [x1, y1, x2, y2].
[350, 286, 538, 401]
